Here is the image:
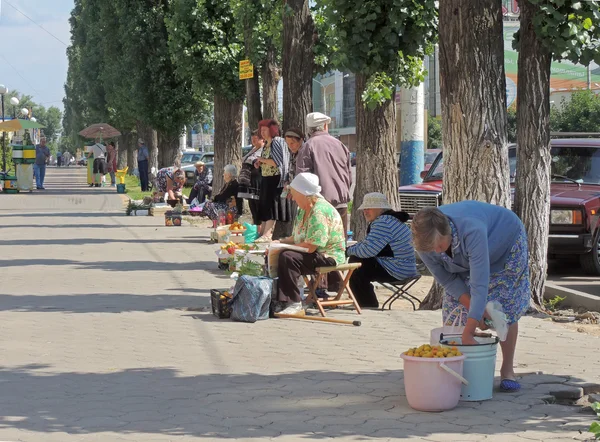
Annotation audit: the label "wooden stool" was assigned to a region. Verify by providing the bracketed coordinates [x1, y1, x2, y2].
[303, 262, 362, 317]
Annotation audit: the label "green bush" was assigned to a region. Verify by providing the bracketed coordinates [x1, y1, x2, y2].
[551, 90, 600, 133]
[427, 116, 442, 149]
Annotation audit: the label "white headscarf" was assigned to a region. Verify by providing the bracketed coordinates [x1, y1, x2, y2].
[290, 172, 322, 198]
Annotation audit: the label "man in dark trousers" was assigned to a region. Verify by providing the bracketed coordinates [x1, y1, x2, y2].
[137, 138, 150, 191]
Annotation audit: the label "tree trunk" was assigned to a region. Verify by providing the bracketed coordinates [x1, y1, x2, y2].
[351, 73, 400, 241]
[137, 121, 158, 174]
[127, 134, 136, 175]
[514, 0, 552, 308]
[420, 282, 444, 310]
[422, 0, 511, 310]
[439, 0, 510, 208]
[282, 0, 313, 133]
[158, 132, 181, 169]
[246, 70, 262, 134]
[117, 131, 130, 170]
[262, 41, 280, 121]
[213, 94, 243, 192]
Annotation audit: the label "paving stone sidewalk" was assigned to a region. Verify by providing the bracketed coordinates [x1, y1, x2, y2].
[0, 168, 599, 442]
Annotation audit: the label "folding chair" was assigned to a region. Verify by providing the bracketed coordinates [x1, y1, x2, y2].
[380, 275, 422, 311]
[303, 262, 362, 317]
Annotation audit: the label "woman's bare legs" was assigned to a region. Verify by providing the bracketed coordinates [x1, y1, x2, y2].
[260, 219, 276, 239]
[499, 322, 519, 380]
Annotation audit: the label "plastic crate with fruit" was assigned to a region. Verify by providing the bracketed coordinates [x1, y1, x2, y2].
[210, 289, 232, 319]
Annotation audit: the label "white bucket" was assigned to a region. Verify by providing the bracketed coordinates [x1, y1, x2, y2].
[440, 335, 499, 401]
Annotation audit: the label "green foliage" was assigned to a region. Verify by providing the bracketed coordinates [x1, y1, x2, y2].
[507, 104, 517, 143]
[544, 295, 566, 311]
[166, 0, 246, 101]
[550, 90, 600, 133]
[427, 116, 443, 149]
[231, 0, 282, 67]
[589, 402, 600, 439]
[513, 0, 600, 65]
[315, 0, 438, 107]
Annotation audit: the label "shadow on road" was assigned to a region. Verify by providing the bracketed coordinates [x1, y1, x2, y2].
[0, 291, 211, 313]
[0, 364, 591, 439]
[0, 258, 216, 272]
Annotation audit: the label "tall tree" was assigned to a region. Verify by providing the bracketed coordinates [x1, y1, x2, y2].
[283, 0, 315, 133]
[167, 0, 246, 191]
[318, 0, 438, 239]
[514, 0, 600, 306]
[420, 0, 510, 310]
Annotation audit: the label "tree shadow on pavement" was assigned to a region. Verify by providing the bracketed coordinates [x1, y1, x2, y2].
[0, 364, 593, 439]
[0, 259, 215, 272]
[0, 292, 212, 314]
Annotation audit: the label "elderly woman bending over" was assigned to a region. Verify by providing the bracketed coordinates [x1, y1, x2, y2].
[346, 192, 418, 308]
[154, 167, 186, 203]
[412, 201, 530, 392]
[201, 165, 242, 221]
[274, 173, 346, 315]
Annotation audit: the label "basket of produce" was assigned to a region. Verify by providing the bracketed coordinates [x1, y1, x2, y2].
[210, 289, 232, 319]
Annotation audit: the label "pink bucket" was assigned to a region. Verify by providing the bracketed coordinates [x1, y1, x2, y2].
[400, 353, 468, 412]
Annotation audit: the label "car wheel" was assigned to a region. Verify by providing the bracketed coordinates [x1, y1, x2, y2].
[579, 230, 600, 276]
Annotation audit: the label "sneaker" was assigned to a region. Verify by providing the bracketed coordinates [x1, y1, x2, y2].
[279, 302, 305, 315]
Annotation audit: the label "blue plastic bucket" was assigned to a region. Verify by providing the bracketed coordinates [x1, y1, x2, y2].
[440, 334, 499, 401]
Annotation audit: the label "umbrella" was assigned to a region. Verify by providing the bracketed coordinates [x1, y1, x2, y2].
[0, 119, 45, 132]
[79, 123, 121, 139]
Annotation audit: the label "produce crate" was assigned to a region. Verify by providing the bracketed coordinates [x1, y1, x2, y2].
[165, 211, 182, 226]
[210, 289, 232, 319]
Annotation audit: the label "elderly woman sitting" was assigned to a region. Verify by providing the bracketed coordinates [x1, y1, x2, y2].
[154, 167, 186, 204]
[346, 193, 418, 308]
[201, 164, 242, 221]
[187, 161, 213, 204]
[274, 173, 346, 315]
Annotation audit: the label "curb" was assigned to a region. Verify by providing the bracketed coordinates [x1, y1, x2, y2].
[544, 282, 600, 312]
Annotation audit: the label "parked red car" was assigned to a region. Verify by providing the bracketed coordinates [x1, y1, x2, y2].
[398, 139, 600, 275]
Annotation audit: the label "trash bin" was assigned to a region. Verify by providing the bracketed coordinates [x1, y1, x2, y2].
[16, 164, 34, 191]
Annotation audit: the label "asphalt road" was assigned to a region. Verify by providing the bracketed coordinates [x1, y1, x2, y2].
[547, 258, 600, 297]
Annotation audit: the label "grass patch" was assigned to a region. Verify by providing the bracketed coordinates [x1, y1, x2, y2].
[123, 174, 152, 201]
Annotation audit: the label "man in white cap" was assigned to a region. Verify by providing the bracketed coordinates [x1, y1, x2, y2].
[346, 192, 418, 308]
[296, 112, 352, 234]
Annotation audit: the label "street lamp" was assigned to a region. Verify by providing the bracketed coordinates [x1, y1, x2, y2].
[0, 84, 7, 173]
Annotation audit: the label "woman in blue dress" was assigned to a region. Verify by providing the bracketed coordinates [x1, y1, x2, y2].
[412, 201, 530, 392]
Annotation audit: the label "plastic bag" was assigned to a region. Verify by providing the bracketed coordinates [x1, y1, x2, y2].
[485, 300, 509, 342]
[430, 306, 466, 345]
[229, 275, 272, 323]
[243, 223, 258, 243]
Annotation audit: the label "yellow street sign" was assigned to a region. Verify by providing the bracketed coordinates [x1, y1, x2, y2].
[239, 59, 254, 80]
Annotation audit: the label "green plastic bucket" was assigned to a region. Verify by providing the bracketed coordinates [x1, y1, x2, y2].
[440, 334, 499, 401]
[116, 183, 126, 194]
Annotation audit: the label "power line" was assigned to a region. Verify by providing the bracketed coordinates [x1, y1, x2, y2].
[0, 52, 41, 97]
[3, 0, 69, 47]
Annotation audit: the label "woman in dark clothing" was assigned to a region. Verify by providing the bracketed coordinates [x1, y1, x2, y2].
[201, 164, 242, 222]
[239, 130, 264, 225]
[187, 161, 213, 204]
[254, 119, 291, 242]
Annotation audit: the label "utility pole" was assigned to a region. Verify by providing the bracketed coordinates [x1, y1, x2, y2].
[399, 81, 425, 186]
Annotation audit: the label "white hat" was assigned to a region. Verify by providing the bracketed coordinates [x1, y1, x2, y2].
[306, 112, 331, 128]
[138, 138, 144, 144]
[290, 173, 322, 197]
[358, 192, 393, 211]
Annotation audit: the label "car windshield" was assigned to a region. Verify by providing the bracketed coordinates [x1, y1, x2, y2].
[427, 149, 518, 181]
[181, 153, 202, 164]
[550, 146, 600, 184]
[425, 145, 600, 185]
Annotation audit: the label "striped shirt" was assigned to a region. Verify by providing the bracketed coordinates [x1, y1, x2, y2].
[347, 214, 418, 281]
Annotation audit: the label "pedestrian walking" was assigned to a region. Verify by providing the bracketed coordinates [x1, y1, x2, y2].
[91, 142, 107, 187]
[137, 138, 150, 192]
[296, 112, 352, 235]
[34, 137, 50, 190]
[56, 150, 62, 167]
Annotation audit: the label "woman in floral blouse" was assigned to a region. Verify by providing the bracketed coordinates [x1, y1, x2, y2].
[273, 173, 346, 315]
